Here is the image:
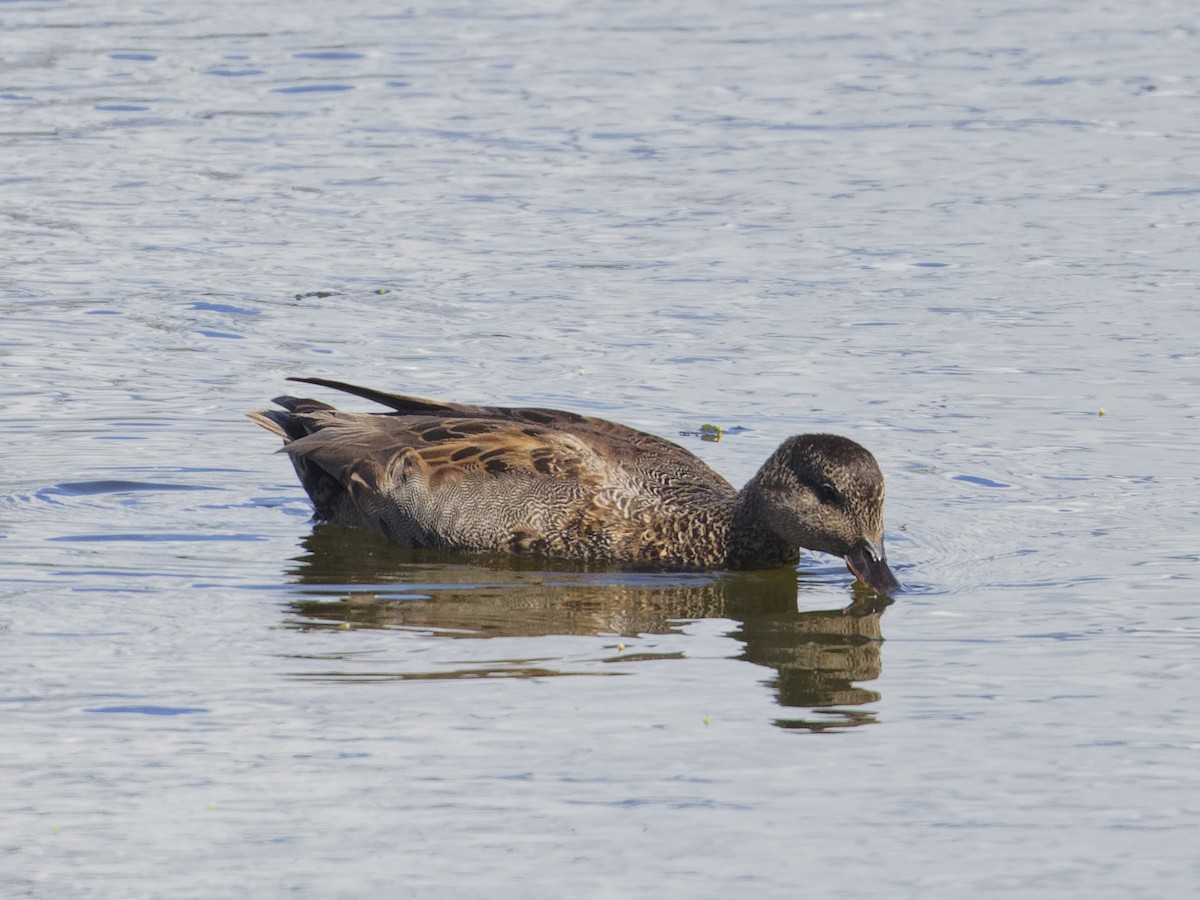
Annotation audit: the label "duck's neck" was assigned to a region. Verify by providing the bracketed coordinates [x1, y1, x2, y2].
[722, 488, 800, 570]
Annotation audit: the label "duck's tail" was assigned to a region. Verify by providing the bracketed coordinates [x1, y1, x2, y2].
[248, 396, 360, 526]
[286, 376, 454, 415]
[247, 395, 335, 443]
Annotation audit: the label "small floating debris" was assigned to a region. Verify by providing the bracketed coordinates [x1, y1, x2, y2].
[294, 291, 336, 300]
[1099, 407, 1107, 417]
[678, 423, 749, 443]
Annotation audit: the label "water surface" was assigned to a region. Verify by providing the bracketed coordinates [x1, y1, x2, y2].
[3, 1, 1199, 897]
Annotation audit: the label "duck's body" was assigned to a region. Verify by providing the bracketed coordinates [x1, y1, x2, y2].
[251, 377, 898, 592]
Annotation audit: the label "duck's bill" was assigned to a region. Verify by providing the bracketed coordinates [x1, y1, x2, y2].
[845, 540, 900, 595]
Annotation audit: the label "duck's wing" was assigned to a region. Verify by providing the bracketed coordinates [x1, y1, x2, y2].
[253, 401, 625, 554]
[285, 377, 737, 503]
[280, 407, 605, 493]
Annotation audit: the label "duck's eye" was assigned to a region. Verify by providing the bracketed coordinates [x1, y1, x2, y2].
[814, 482, 843, 506]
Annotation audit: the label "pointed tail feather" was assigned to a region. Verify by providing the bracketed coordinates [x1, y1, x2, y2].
[286, 376, 453, 415]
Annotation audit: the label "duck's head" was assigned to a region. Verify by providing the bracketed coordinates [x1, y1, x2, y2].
[752, 434, 899, 595]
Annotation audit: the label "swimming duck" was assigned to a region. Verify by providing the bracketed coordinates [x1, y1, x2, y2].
[250, 377, 899, 594]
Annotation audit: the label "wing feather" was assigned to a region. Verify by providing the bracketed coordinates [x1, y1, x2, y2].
[282, 378, 736, 504]
[276, 409, 618, 553]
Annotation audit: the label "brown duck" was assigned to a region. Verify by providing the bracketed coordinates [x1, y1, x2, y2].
[250, 377, 899, 594]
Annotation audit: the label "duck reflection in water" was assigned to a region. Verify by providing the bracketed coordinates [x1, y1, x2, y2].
[285, 525, 892, 732]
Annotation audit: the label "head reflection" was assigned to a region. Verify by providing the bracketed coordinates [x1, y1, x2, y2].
[285, 525, 891, 731]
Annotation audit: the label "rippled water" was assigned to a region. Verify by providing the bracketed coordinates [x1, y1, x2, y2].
[4, 1, 1199, 896]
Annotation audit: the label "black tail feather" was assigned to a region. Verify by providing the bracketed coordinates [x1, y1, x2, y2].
[286, 377, 453, 415]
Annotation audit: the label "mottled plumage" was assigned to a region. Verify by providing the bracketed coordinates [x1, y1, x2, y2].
[249, 377, 899, 593]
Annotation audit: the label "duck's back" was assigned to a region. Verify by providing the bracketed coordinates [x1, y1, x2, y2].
[250, 378, 738, 566]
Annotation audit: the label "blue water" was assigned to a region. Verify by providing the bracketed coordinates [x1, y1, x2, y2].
[2, 1, 1198, 897]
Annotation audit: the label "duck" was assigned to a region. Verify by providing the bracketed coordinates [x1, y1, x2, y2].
[250, 377, 899, 594]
